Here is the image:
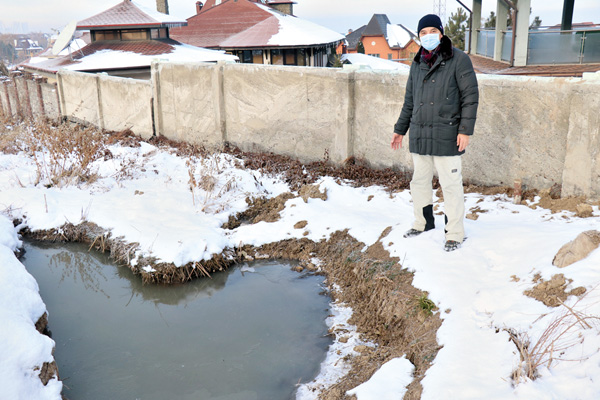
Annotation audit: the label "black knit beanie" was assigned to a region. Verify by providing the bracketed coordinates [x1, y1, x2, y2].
[417, 14, 444, 35]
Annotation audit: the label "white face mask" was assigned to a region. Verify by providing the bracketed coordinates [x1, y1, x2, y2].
[421, 33, 441, 51]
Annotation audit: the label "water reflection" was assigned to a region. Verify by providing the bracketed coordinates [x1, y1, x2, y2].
[21, 241, 331, 400]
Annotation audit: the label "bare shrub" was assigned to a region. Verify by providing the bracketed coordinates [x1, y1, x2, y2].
[506, 293, 600, 384]
[187, 152, 239, 212]
[22, 122, 106, 187]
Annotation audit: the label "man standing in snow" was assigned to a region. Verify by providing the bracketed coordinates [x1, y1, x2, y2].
[391, 14, 478, 252]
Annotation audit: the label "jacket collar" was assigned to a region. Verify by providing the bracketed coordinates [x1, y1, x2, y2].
[414, 35, 453, 63]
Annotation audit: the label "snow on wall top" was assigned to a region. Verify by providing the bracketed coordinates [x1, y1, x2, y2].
[342, 53, 410, 71]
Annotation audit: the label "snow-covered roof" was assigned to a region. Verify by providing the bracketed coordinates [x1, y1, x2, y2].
[341, 53, 410, 71]
[23, 40, 237, 74]
[386, 24, 417, 48]
[77, 0, 187, 30]
[171, 0, 342, 49]
[258, 4, 344, 46]
[346, 15, 418, 50]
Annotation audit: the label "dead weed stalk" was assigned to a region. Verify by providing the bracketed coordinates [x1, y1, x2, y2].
[21, 122, 106, 187]
[186, 152, 239, 212]
[506, 294, 600, 384]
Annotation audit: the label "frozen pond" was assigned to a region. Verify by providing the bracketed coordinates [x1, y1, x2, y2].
[21, 241, 332, 400]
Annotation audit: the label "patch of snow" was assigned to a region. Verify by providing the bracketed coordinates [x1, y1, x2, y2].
[386, 24, 413, 48]
[346, 356, 414, 400]
[0, 215, 62, 400]
[132, 0, 187, 24]
[342, 53, 410, 71]
[64, 44, 237, 72]
[297, 298, 373, 399]
[257, 4, 344, 46]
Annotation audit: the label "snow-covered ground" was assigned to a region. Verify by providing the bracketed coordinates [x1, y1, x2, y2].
[1, 125, 600, 399]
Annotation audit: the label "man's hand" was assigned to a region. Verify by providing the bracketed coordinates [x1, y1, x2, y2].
[391, 133, 403, 150]
[457, 134, 470, 152]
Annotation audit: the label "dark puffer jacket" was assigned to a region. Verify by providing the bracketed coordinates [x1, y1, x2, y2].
[394, 36, 479, 156]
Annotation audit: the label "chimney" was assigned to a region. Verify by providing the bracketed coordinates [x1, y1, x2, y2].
[156, 0, 169, 14]
[196, 1, 203, 14]
[269, 2, 294, 16]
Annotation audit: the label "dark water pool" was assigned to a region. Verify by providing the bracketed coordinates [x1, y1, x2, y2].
[21, 241, 332, 400]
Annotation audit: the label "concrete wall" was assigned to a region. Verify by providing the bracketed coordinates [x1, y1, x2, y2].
[98, 75, 153, 138]
[0, 74, 61, 122]
[152, 62, 223, 146]
[223, 64, 352, 163]
[3, 64, 600, 199]
[56, 70, 153, 138]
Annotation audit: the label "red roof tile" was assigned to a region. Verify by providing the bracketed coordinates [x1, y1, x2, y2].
[77, 0, 186, 30]
[170, 0, 271, 48]
[219, 17, 280, 48]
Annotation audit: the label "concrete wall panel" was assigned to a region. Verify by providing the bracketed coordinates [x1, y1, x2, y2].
[40, 82, 60, 120]
[352, 69, 413, 171]
[465, 75, 571, 189]
[27, 80, 43, 118]
[99, 75, 153, 139]
[562, 83, 600, 198]
[58, 70, 100, 126]
[224, 64, 351, 163]
[153, 62, 221, 146]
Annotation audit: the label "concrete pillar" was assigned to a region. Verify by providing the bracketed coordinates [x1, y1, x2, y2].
[95, 75, 105, 130]
[19, 77, 34, 120]
[35, 77, 46, 118]
[513, 0, 531, 66]
[494, 0, 509, 61]
[471, 0, 482, 55]
[4, 82, 12, 117]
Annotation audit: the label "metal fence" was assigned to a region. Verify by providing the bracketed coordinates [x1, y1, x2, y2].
[476, 28, 600, 64]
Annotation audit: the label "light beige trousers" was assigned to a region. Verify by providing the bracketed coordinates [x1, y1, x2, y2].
[410, 154, 465, 242]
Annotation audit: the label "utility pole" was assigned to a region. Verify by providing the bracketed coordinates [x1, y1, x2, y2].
[433, 0, 447, 25]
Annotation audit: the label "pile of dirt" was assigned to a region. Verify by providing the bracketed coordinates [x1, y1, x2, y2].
[524, 273, 586, 307]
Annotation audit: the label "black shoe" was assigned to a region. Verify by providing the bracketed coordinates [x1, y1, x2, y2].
[404, 229, 424, 238]
[444, 240, 462, 252]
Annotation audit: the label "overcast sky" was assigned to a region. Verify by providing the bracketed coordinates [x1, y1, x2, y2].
[0, 0, 599, 35]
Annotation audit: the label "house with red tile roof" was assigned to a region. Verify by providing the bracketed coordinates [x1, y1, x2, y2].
[339, 14, 420, 66]
[22, 0, 237, 80]
[170, 0, 344, 67]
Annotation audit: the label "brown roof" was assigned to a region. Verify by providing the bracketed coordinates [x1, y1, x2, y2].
[24, 39, 178, 74]
[171, 0, 271, 48]
[77, 0, 186, 30]
[470, 54, 600, 77]
[220, 17, 280, 48]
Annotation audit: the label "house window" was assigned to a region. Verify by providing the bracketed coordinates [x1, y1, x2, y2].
[252, 50, 263, 64]
[284, 49, 296, 65]
[240, 50, 253, 63]
[94, 30, 119, 41]
[270, 49, 284, 65]
[121, 30, 148, 40]
[368, 54, 380, 58]
[388, 53, 392, 60]
[409, 52, 417, 60]
[151, 28, 168, 39]
[297, 49, 306, 66]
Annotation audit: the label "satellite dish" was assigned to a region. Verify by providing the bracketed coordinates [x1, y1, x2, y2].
[52, 21, 77, 56]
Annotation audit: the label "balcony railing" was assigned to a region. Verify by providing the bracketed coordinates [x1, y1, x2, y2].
[475, 28, 600, 65]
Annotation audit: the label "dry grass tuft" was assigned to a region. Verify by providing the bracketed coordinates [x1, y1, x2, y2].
[506, 293, 600, 384]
